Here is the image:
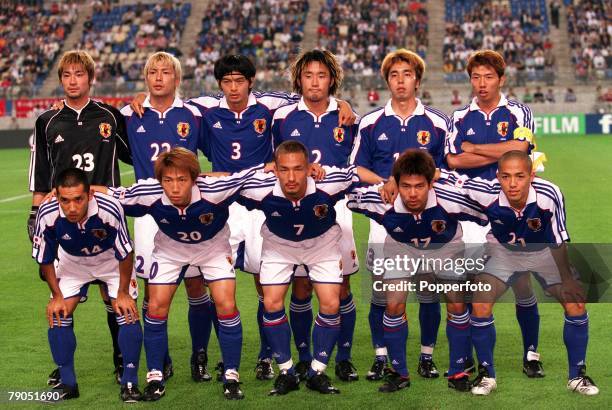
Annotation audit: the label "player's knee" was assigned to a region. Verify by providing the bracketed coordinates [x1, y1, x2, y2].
[263, 297, 284, 313]
[147, 302, 169, 317]
[385, 302, 405, 316]
[471, 302, 493, 318]
[318, 299, 340, 315]
[292, 278, 313, 299]
[563, 302, 586, 316]
[184, 277, 205, 297]
[215, 299, 237, 316]
[446, 302, 466, 315]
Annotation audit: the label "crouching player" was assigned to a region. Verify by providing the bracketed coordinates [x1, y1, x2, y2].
[347, 150, 488, 393]
[237, 141, 382, 395]
[32, 168, 142, 402]
[99, 147, 259, 401]
[440, 151, 599, 396]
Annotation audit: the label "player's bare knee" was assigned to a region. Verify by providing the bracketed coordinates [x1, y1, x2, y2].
[318, 299, 340, 315]
[563, 302, 586, 316]
[446, 302, 466, 315]
[215, 299, 237, 316]
[471, 302, 493, 318]
[385, 302, 405, 316]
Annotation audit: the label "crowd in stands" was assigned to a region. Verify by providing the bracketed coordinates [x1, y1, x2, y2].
[0, 2, 77, 98]
[566, 0, 610, 81]
[187, 0, 308, 94]
[443, 0, 555, 85]
[72, 1, 191, 95]
[317, 0, 428, 90]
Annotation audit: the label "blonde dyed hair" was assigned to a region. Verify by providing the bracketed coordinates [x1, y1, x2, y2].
[380, 49, 426, 84]
[144, 51, 182, 86]
[57, 50, 95, 84]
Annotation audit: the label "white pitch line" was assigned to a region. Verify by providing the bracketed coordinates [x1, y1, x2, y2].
[0, 170, 135, 204]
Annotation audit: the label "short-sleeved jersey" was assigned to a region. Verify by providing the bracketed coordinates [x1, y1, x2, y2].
[445, 94, 535, 180]
[29, 99, 131, 192]
[190, 91, 299, 173]
[271, 97, 358, 167]
[347, 183, 487, 248]
[120, 96, 206, 181]
[350, 99, 450, 177]
[109, 166, 260, 243]
[440, 171, 569, 249]
[32, 193, 132, 264]
[237, 166, 360, 241]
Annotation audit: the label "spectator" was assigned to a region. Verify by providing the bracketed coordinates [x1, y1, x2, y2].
[564, 87, 577, 103]
[533, 86, 545, 103]
[421, 90, 432, 106]
[522, 87, 534, 103]
[506, 87, 517, 100]
[550, 0, 560, 29]
[367, 88, 380, 107]
[545, 88, 555, 103]
[450, 89, 462, 105]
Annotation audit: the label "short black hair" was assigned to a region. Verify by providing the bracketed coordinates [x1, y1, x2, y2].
[55, 168, 90, 192]
[392, 149, 436, 184]
[274, 140, 309, 163]
[498, 150, 532, 171]
[214, 54, 256, 82]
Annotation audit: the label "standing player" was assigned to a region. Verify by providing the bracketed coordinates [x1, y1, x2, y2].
[101, 148, 258, 400]
[271, 49, 360, 382]
[440, 151, 599, 396]
[445, 50, 543, 378]
[120, 51, 214, 383]
[350, 49, 450, 380]
[347, 150, 489, 393]
[128, 54, 356, 380]
[28, 50, 132, 384]
[236, 141, 383, 395]
[32, 168, 142, 402]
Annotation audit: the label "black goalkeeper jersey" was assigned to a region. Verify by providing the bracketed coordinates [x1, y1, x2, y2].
[28, 99, 132, 192]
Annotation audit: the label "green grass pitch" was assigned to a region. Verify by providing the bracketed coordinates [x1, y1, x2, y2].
[0, 135, 610, 409]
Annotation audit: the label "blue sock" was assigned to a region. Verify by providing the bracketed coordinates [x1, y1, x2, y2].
[308, 312, 340, 378]
[143, 300, 171, 368]
[188, 294, 212, 358]
[104, 302, 121, 366]
[117, 316, 143, 385]
[466, 303, 474, 363]
[447, 309, 471, 376]
[470, 315, 496, 378]
[515, 295, 540, 361]
[144, 313, 168, 375]
[289, 294, 313, 362]
[369, 302, 387, 361]
[257, 296, 272, 360]
[48, 316, 77, 386]
[336, 293, 356, 362]
[263, 308, 294, 374]
[563, 313, 589, 379]
[419, 302, 440, 361]
[383, 312, 409, 378]
[218, 311, 243, 380]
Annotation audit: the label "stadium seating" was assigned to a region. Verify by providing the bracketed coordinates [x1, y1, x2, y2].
[77, 2, 191, 95]
[317, 0, 429, 90]
[191, 0, 309, 93]
[565, 0, 610, 81]
[443, 0, 554, 84]
[0, 2, 77, 98]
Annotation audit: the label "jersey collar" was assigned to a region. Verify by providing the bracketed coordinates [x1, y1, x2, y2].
[498, 185, 537, 212]
[272, 176, 316, 203]
[393, 188, 437, 214]
[160, 184, 202, 212]
[384, 98, 425, 117]
[219, 92, 258, 110]
[63, 98, 92, 114]
[469, 93, 508, 111]
[143, 95, 184, 117]
[297, 97, 338, 113]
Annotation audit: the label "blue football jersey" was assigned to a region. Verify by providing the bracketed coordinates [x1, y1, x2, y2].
[109, 166, 260, 243]
[32, 193, 133, 264]
[445, 94, 535, 180]
[237, 166, 360, 241]
[272, 97, 358, 167]
[189, 91, 299, 173]
[121, 96, 207, 181]
[440, 171, 569, 250]
[350, 99, 450, 177]
[347, 183, 488, 248]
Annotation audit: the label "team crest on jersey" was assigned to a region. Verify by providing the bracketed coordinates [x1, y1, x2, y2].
[431, 220, 446, 234]
[177, 122, 190, 138]
[253, 118, 267, 134]
[91, 228, 108, 240]
[199, 213, 214, 225]
[527, 218, 542, 231]
[99, 123, 112, 138]
[333, 127, 345, 143]
[497, 121, 509, 137]
[313, 204, 329, 219]
[417, 130, 430, 145]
